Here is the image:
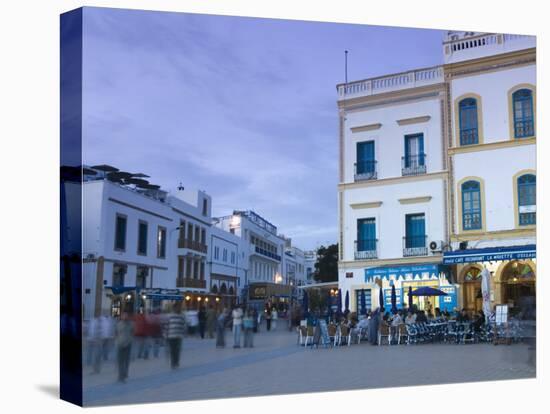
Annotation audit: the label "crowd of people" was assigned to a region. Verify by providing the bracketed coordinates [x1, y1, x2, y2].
[83, 302, 289, 383]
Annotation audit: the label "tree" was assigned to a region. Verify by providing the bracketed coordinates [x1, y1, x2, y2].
[314, 243, 338, 283]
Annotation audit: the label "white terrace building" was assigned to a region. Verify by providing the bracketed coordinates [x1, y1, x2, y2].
[336, 64, 452, 314]
[442, 32, 536, 314]
[82, 173, 213, 320]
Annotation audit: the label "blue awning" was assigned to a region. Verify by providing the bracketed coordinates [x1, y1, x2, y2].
[443, 244, 536, 265]
[365, 264, 449, 283]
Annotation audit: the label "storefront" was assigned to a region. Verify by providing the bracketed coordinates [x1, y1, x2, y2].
[443, 244, 536, 317]
[247, 282, 294, 312]
[358, 264, 458, 313]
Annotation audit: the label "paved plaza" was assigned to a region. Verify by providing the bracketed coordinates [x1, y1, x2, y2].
[83, 324, 536, 406]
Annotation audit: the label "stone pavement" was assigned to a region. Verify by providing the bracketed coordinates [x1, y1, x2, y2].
[83, 325, 536, 406]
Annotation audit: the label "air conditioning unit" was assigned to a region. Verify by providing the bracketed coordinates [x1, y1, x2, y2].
[429, 240, 443, 252]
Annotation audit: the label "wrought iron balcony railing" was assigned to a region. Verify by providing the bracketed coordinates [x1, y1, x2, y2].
[403, 235, 428, 257]
[176, 277, 206, 289]
[177, 238, 208, 254]
[354, 239, 378, 260]
[402, 153, 426, 176]
[354, 160, 377, 181]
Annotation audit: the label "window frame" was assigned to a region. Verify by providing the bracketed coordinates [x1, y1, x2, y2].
[137, 219, 149, 256]
[114, 213, 128, 252]
[458, 97, 479, 145]
[461, 180, 482, 231]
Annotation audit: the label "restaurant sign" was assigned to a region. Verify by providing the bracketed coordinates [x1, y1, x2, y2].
[443, 244, 536, 265]
[365, 264, 446, 283]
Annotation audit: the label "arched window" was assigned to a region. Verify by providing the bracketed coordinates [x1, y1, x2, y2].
[462, 180, 482, 230]
[459, 98, 479, 145]
[518, 174, 536, 225]
[513, 89, 534, 138]
[220, 283, 227, 294]
[211, 284, 218, 294]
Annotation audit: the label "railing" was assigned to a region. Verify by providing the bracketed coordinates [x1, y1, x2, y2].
[254, 245, 281, 261]
[514, 120, 534, 138]
[403, 236, 428, 257]
[176, 277, 206, 289]
[460, 128, 479, 146]
[354, 240, 378, 260]
[337, 66, 443, 99]
[177, 238, 207, 254]
[402, 154, 427, 176]
[443, 33, 535, 63]
[354, 161, 377, 181]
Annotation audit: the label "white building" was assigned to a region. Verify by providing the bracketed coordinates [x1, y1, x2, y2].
[304, 250, 317, 284]
[336, 62, 451, 314]
[208, 224, 249, 308]
[282, 239, 307, 286]
[81, 168, 214, 320]
[442, 32, 536, 314]
[336, 31, 536, 317]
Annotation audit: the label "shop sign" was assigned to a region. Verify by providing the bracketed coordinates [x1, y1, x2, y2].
[250, 286, 267, 299]
[365, 264, 446, 282]
[443, 244, 536, 264]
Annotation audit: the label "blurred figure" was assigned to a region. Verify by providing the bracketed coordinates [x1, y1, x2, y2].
[148, 310, 163, 358]
[185, 308, 199, 336]
[99, 311, 115, 362]
[405, 311, 416, 325]
[115, 312, 134, 383]
[87, 316, 102, 374]
[134, 311, 151, 359]
[265, 307, 272, 331]
[216, 308, 229, 348]
[198, 306, 206, 339]
[166, 303, 186, 369]
[369, 307, 382, 345]
[271, 307, 278, 331]
[232, 305, 243, 348]
[255, 308, 261, 333]
[206, 305, 216, 339]
[243, 309, 255, 348]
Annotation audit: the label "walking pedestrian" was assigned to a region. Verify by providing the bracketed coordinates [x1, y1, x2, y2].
[243, 309, 254, 348]
[115, 311, 134, 383]
[98, 311, 115, 363]
[206, 305, 216, 339]
[134, 311, 150, 359]
[254, 308, 261, 333]
[166, 303, 186, 369]
[265, 307, 272, 331]
[271, 307, 278, 331]
[148, 310, 163, 358]
[87, 316, 102, 374]
[369, 307, 382, 345]
[198, 306, 206, 339]
[232, 305, 243, 348]
[216, 308, 229, 348]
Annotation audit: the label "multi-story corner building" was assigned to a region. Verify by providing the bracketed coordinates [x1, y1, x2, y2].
[208, 224, 249, 308]
[336, 31, 536, 317]
[216, 210, 292, 310]
[283, 244, 306, 286]
[304, 250, 317, 284]
[336, 62, 453, 314]
[441, 32, 536, 315]
[81, 168, 214, 320]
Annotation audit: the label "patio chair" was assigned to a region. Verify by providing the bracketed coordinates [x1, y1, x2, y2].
[462, 323, 475, 344]
[397, 324, 408, 345]
[304, 325, 315, 348]
[355, 327, 367, 344]
[378, 322, 391, 346]
[405, 324, 417, 345]
[328, 323, 338, 347]
[444, 321, 458, 344]
[340, 325, 352, 347]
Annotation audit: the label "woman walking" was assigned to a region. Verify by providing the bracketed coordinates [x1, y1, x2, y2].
[243, 309, 255, 348]
[115, 312, 134, 383]
[216, 308, 229, 348]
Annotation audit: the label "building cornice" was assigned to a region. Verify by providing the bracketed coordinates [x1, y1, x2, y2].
[350, 123, 382, 133]
[350, 201, 383, 209]
[396, 115, 431, 126]
[338, 254, 443, 270]
[338, 171, 448, 190]
[451, 228, 536, 242]
[448, 137, 536, 155]
[398, 196, 432, 205]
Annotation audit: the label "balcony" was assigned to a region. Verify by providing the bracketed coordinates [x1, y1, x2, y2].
[402, 154, 426, 176]
[403, 236, 428, 257]
[176, 277, 206, 289]
[354, 239, 378, 260]
[253, 245, 281, 261]
[177, 238, 207, 254]
[460, 128, 479, 146]
[354, 161, 377, 182]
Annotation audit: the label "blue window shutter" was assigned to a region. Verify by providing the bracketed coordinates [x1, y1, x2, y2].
[357, 141, 375, 174]
[418, 134, 424, 166]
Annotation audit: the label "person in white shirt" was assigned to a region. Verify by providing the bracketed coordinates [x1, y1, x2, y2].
[232, 305, 243, 348]
[271, 308, 278, 330]
[405, 311, 416, 325]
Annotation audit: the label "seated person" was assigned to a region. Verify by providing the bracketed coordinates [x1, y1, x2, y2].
[405, 311, 416, 325]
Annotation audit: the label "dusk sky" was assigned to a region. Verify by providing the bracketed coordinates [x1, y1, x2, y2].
[82, 7, 445, 250]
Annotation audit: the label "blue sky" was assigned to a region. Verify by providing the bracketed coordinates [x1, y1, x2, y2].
[82, 7, 445, 250]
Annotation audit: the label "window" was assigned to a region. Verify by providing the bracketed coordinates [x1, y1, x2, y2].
[194, 226, 200, 243]
[112, 263, 127, 287]
[178, 220, 186, 241]
[193, 260, 199, 279]
[186, 258, 192, 278]
[356, 141, 376, 179]
[200, 261, 205, 280]
[202, 199, 208, 216]
[114, 214, 127, 251]
[223, 248, 228, 262]
[178, 256, 185, 278]
[214, 246, 219, 260]
[513, 89, 534, 138]
[157, 226, 166, 258]
[403, 133, 426, 176]
[137, 221, 148, 255]
[231, 252, 236, 264]
[518, 174, 536, 225]
[462, 180, 482, 230]
[187, 223, 193, 241]
[357, 218, 376, 251]
[459, 98, 479, 145]
[405, 213, 426, 248]
[201, 228, 206, 244]
[136, 266, 148, 288]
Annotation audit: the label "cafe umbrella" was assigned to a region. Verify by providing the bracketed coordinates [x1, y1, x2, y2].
[360, 289, 366, 315]
[344, 290, 350, 313]
[391, 284, 397, 313]
[379, 287, 384, 311]
[410, 286, 448, 296]
[337, 289, 343, 318]
[408, 286, 414, 309]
